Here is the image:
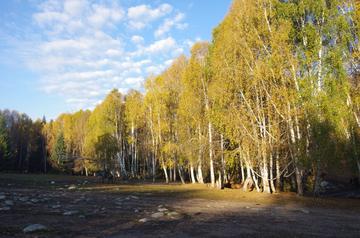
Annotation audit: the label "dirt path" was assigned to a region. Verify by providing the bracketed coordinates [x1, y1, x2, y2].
[0, 174, 359, 237]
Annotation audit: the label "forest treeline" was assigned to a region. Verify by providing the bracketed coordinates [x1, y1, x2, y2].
[1, 0, 360, 196]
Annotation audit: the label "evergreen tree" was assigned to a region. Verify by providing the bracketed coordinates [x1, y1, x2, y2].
[50, 132, 67, 170]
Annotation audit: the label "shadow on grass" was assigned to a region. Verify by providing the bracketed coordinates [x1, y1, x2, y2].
[1, 173, 360, 238]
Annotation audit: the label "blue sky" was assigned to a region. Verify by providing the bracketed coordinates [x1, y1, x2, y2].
[0, 0, 232, 120]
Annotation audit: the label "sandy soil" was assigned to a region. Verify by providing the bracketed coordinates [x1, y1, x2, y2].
[0, 174, 359, 238]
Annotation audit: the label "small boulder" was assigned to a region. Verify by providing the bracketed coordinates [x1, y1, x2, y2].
[68, 185, 77, 190]
[151, 212, 164, 218]
[63, 210, 79, 216]
[299, 208, 310, 214]
[0, 206, 11, 211]
[23, 224, 47, 233]
[4, 200, 14, 206]
[167, 211, 181, 219]
[139, 218, 149, 223]
[19, 197, 29, 202]
[158, 208, 168, 212]
[30, 198, 39, 203]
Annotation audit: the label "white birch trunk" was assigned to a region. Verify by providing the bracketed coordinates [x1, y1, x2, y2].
[276, 153, 281, 191]
[220, 134, 227, 183]
[261, 157, 271, 193]
[208, 121, 215, 187]
[169, 167, 173, 182]
[269, 154, 276, 193]
[197, 124, 204, 184]
[240, 159, 245, 184]
[197, 161, 204, 184]
[163, 164, 169, 183]
[190, 162, 196, 184]
[178, 166, 185, 184]
[251, 168, 260, 192]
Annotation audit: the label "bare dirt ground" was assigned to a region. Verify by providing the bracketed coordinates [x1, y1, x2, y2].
[0, 174, 359, 238]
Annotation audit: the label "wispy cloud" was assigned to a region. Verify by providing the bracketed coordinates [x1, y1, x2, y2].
[2, 0, 193, 112]
[155, 13, 187, 38]
[127, 3, 173, 30]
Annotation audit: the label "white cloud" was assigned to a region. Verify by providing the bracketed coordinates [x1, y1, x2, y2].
[131, 35, 144, 45]
[127, 3, 173, 30]
[88, 4, 124, 28]
[155, 13, 187, 38]
[64, 0, 87, 16]
[146, 37, 176, 54]
[5, 0, 191, 112]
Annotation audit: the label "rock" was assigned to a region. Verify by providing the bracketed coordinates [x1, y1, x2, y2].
[19, 197, 29, 202]
[0, 195, 5, 200]
[50, 181, 55, 184]
[23, 224, 47, 233]
[320, 181, 329, 188]
[78, 215, 85, 219]
[158, 208, 168, 212]
[134, 209, 139, 213]
[68, 185, 77, 190]
[167, 211, 181, 219]
[63, 210, 79, 216]
[128, 195, 139, 200]
[151, 212, 164, 218]
[0, 206, 11, 211]
[51, 205, 61, 209]
[139, 218, 149, 223]
[299, 208, 310, 214]
[4, 200, 14, 206]
[30, 198, 39, 203]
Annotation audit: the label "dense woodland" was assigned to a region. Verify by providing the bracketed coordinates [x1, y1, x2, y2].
[1, 0, 360, 196]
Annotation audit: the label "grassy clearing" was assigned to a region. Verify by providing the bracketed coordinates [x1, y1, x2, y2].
[1, 173, 359, 210]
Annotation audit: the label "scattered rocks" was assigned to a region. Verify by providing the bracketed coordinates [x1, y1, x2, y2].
[320, 181, 329, 188]
[167, 211, 181, 219]
[139, 218, 149, 223]
[23, 224, 48, 233]
[4, 200, 14, 206]
[151, 212, 164, 218]
[19, 197, 29, 202]
[0, 206, 11, 211]
[158, 207, 168, 212]
[299, 208, 310, 214]
[30, 198, 39, 203]
[68, 185, 77, 190]
[63, 210, 79, 216]
[126, 195, 139, 200]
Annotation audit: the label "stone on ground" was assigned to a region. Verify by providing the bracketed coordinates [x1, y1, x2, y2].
[151, 212, 164, 218]
[0, 206, 11, 211]
[23, 224, 48, 233]
[139, 218, 149, 223]
[63, 210, 79, 216]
